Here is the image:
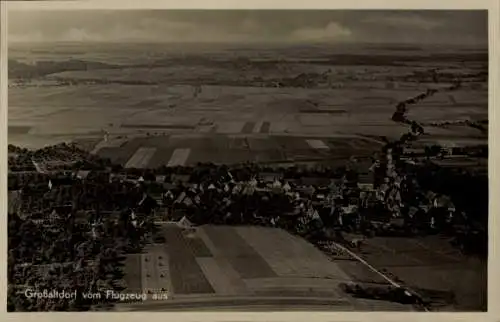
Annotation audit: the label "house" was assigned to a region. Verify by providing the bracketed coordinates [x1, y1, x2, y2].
[171, 174, 190, 184]
[51, 205, 73, 217]
[126, 174, 140, 181]
[182, 197, 194, 207]
[358, 160, 375, 178]
[75, 170, 90, 180]
[440, 146, 453, 156]
[358, 183, 375, 191]
[175, 192, 187, 204]
[137, 194, 158, 214]
[177, 216, 194, 229]
[296, 185, 316, 196]
[271, 179, 282, 190]
[314, 194, 326, 201]
[174, 192, 196, 207]
[300, 177, 330, 187]
[169, 209, 188, 222]
[110, 173, 127, 182]
[432, 195, 453, 209]
[154, 207, 170, 221]
[425, 191, 437, 203]
[419, 205, 430, 214]
[260, 172, 284, 183]
[162, 182, 177, 190]
[96, 171, 111, 183]
[150, 192, 165, 206]
[242, 185, 256, 195]
[354, 159, 375, 172]
[285, 178, 300, 186]
[390, 217, 405, 227]
[403, 147, 426, 156]
[341, 205, 358, 215]
[156, 175, 166, 183]
[358, 168, 374, 181]
[408, 206, 419, 218]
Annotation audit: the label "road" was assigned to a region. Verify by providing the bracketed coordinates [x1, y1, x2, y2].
[116, 296, 361, 312]
[331, 242, 430, 312]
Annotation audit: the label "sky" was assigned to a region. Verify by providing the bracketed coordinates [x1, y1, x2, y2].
[8, 10, 488, 46]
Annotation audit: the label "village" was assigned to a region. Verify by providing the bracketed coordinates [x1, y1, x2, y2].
[7, 130, 487, 311]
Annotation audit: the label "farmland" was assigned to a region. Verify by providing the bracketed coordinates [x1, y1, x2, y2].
[118, 224, 413, 311]
[94, 134, 384, 168]
[357, 235, 487, 311]
[8, 43, 487, 165]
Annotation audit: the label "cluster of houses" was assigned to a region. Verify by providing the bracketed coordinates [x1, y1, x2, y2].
[9, 158, 455, 235]
[7, 137, 466, 244]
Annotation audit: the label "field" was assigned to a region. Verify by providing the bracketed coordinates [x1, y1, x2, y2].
[8, 43, 488, 161]
[356, 235, 487, 311]
[123, 244, 172, 296]
[93, 134, 384, 167]
[124, 147, 157, 169]
[203, 226, 278, 279]
[120, 224, 412, 311]
[163, 225, 215, 295]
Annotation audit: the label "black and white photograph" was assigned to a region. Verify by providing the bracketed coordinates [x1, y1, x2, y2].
[4, 2, 493, 314]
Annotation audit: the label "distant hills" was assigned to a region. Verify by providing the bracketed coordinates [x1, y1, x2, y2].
[8, 59, 118, 79]
[8, 49, 488, 80]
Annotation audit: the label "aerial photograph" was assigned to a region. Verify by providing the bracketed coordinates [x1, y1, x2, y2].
[6, 8, 488, 312]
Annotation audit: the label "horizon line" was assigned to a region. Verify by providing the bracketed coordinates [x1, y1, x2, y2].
[7, 40, 489, 48]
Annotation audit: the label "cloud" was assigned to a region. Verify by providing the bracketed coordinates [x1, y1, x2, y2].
[363, 14, 442, 30]
[9, 21, 231, 43]
[291, 22, 352, 41]
[9, 31, 45, 43]
[7, 10, 485, 45]
[63, 28, 101, 42]
[8, 14, 266, 43]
